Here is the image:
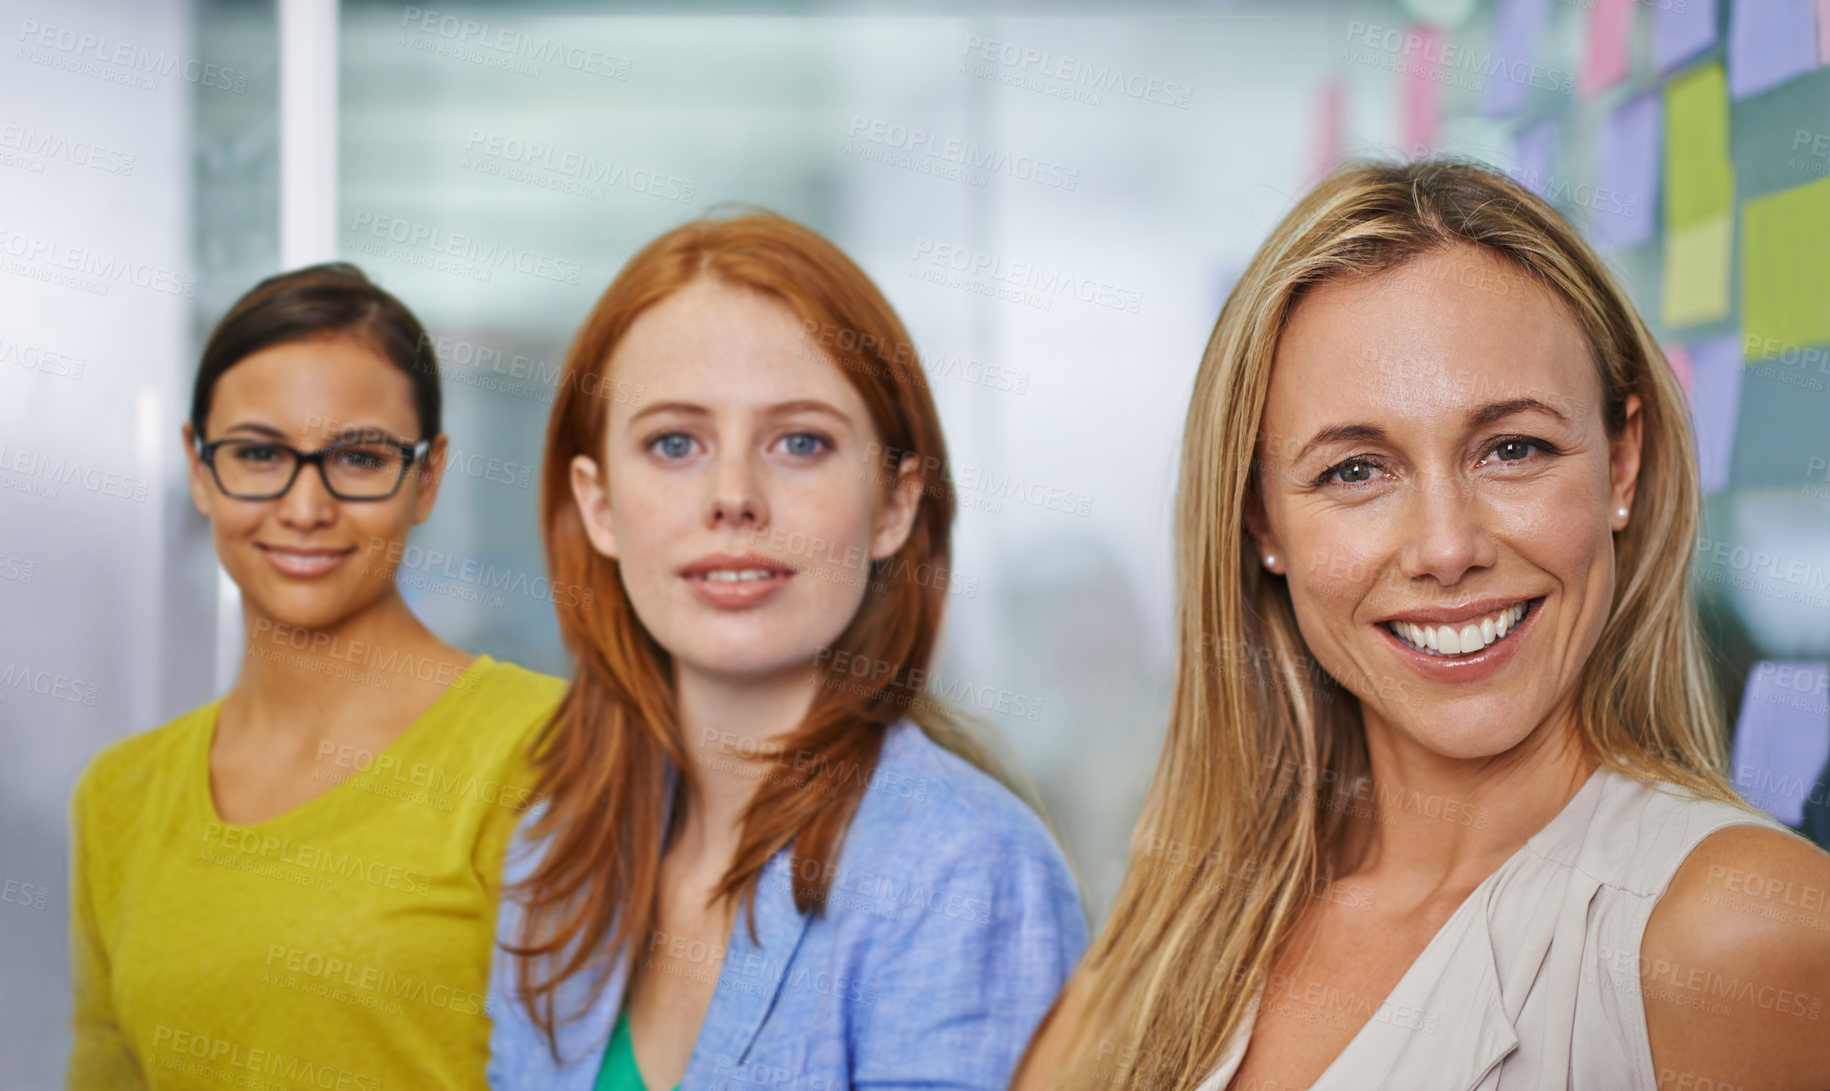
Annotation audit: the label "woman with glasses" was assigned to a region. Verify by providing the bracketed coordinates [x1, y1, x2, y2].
[67, 263, 565, 1090]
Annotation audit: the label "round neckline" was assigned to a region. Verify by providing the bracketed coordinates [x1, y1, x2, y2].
[191, 652, 494, 831]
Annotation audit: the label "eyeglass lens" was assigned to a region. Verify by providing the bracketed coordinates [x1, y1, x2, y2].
[213, 439, 408, 499]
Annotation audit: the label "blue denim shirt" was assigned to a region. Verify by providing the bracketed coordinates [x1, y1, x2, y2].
[486, 719, 1089, 1090]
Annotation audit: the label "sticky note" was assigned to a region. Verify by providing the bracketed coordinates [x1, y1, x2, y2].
[1593, 92, 1660, 249]
[1662, 341, 1695, 400]
[1821, 0, 1830, 63]
[1310, 81, 1343, 182]
[1732, 660, 1830, 827]
[1728, 0, 1820, 99]
[1401, 22, 1443, 154]
[1483, 0, 1552, 116]
[1664, 62, 1733, 232]
[1510, 119, 1557, 198]
[1686, 332, 1744, 493]
[1579, 0, 1634, 98]
[1743, 177, 1830, 358]
[1663, 212, 1733, 327]
[1654, 0, 1719, 73]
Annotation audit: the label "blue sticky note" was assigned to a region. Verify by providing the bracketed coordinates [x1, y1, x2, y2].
[1732, 660, 1830, 827]
[1509, 119, 1557, 198]
[1654, 0, 1718, 73]
[1483, 0, 1553, 116]
[1728, 0, 1820, 99]
[1687, 332, 1743, 493]
[1593, 92, 1660, 249]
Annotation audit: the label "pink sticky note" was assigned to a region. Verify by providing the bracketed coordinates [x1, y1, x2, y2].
[1663, 342, 1695, 400]
[1818, 0, 1830, 64]
[1401, 23, 1444, 155]
[1579, 0, 1634, 98]
[1310, 81, 1344, 183]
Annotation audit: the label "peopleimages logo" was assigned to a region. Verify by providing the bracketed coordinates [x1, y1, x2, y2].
[347, 210, 584, 285]
[1342, 20, 1574, 95]
[959, 34, 1193, 109]
[847, 117, 1080, 190]
[398, 6, 633, 80]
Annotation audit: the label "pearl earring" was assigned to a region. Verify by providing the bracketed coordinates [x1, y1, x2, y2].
[1264, 554, 1277, 568]
[1616, 507, 1628, 519]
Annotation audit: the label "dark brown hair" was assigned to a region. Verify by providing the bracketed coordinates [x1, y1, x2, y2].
[191, 262, 440, 439]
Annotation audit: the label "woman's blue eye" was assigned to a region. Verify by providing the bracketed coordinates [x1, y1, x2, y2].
[652, 433, 693, 459]
[781, 433, 828, 457]
[1492, 439, 1535, 461]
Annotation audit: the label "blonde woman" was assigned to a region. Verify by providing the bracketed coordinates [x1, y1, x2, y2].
[1017, 160, 1830, 1090]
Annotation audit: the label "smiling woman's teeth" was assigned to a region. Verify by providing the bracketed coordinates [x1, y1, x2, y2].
[701, 569, 779, 583]
[1389, 601, 1529, 657]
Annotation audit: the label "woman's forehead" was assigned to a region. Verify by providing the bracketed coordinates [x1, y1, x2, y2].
[1262, 248, 1599, 443]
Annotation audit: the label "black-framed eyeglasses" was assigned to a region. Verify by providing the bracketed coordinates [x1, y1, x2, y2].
[196, 435, 432, 501]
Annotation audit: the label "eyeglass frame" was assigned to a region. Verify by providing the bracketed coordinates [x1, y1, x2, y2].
[194, 434, 433, 501]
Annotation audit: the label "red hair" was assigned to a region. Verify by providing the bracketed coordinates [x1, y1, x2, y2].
[508, 210, 987, 1048]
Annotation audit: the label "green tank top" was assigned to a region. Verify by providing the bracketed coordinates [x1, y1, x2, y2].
[594, 1008, 681, 1091]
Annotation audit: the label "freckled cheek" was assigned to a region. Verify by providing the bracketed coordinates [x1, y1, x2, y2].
[1292, 531, 1393, 608]
[771, 481, 874, 549]
[1493, 483, 1607, 563]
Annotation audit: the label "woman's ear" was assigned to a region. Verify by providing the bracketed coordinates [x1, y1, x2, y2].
[571, 453, 619, 559]
[870, 453, 924, 561]
[1243, 479, 1283, 574]
[180, 421, 213, 517]
[1610, 393, 1644, 528]
[409, 434, 449, 525]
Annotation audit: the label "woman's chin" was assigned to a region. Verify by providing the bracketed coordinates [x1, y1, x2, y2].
[1385, 712, 1539, 762]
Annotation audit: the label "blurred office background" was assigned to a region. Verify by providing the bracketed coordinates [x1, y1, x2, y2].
[4, 0, 1830, 1082]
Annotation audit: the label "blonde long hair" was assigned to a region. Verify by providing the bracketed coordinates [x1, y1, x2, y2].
[1057, 159, 1743, 1088]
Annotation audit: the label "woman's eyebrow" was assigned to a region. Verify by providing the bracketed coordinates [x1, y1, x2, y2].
[628, 400, 711, 425]
[1293, 397, 1570, 464]
[760, 398, 852, 427]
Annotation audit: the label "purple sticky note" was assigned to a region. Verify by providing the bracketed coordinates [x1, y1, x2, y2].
[1483, 0, 1553, 117]
[1509, 120, 1557, 198]
[1654, 0, 1719, 73]
[1593, 92, 1661, 249]
[1732, 660, 1830, 827]
[1729, 0, 1820, 99]
[1687, 332, 1743, 493]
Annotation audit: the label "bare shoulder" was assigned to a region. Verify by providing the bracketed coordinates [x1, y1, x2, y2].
[1011, 964, 1092, 1090]
[1642, 823, 1830, 1090]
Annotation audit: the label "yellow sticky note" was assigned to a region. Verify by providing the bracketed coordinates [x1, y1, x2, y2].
[1663, 211, 1732, 327]
[1743, 177, 1830, 358]
[1665, 62, 1733, 231]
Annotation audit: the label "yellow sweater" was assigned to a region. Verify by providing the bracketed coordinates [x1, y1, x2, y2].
[68, 653, 566, 1090]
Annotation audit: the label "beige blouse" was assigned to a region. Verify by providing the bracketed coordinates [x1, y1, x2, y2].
[1194, 766, 1786, 1091]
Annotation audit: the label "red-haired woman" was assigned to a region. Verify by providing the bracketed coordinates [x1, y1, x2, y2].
[485, 212, 1087, 1090]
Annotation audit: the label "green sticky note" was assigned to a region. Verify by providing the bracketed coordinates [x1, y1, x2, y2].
[1665, 62, 1734, 231]
[1663, 211, 1733, 327]
[1743, 177, 1830, 359]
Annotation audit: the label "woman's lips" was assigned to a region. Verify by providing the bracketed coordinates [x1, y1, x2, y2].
[683, 567, 794, 609]
[1375, 596, 1546, 684]
[679, 554, 796, 610]
[257, 544, 356, 578]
